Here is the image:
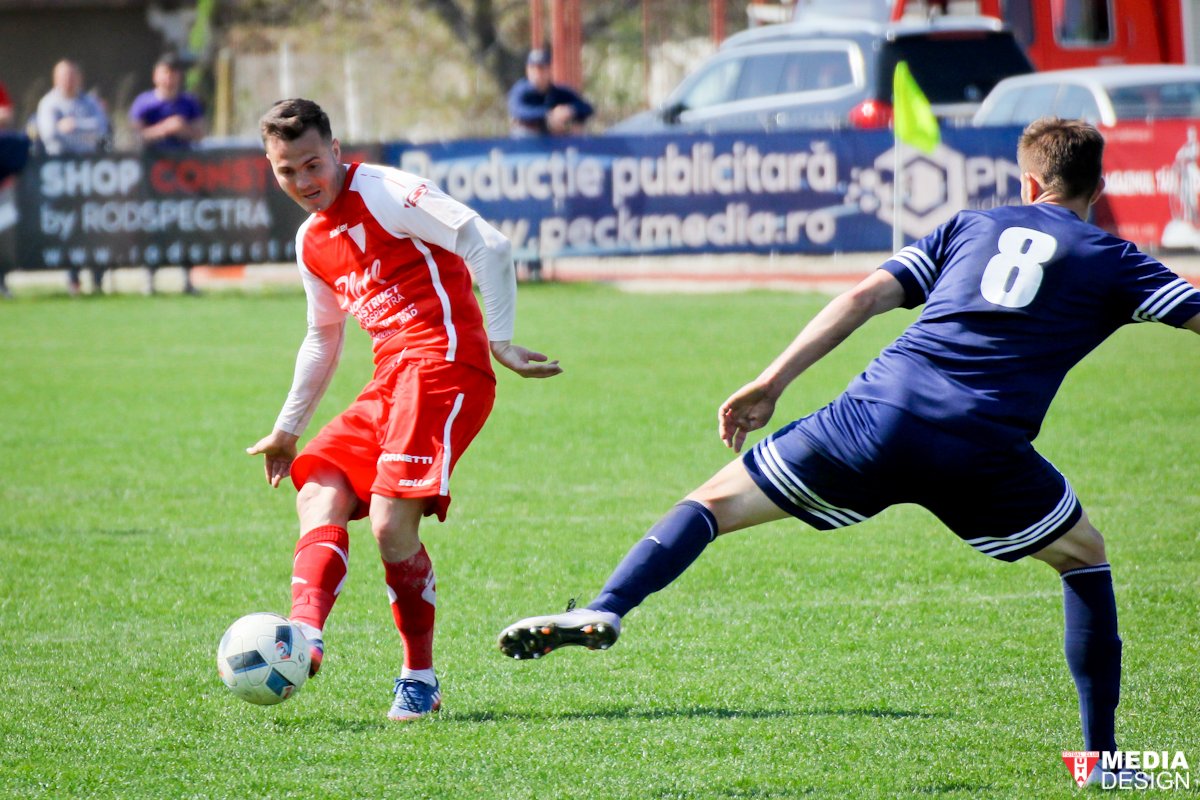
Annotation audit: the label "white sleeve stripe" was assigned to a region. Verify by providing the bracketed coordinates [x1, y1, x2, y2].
[891, 250, 926, 280]
[1144, 279, 1189, 313]
[1155, 286, 1200, 319]
[891, 251, 934, 293]
[896, 246, 937, 285]
[889, 253, 924, 287]
[1133, 278, 1197, 322]
[901, 245, 936, 276]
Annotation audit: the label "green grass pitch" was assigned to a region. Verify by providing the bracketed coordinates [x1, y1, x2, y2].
[1, 282, 1197, 799]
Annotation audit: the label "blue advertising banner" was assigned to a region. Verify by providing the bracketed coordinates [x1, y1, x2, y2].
[385, 127, 1025, 260]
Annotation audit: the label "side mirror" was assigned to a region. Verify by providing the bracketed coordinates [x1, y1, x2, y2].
[661, 101, 686, 125]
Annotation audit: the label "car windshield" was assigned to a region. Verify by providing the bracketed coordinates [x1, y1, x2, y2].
[677, 58, 742, 110]
[1107, 81, 1200, 121]
[675, 47, 855, 112]
[881, 32, 1033, 104]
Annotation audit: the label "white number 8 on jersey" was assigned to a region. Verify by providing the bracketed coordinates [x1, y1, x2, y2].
[980, 226, 1058, 308]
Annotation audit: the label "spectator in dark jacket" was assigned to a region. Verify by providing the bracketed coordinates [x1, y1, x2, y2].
[507, 49, 593, 137]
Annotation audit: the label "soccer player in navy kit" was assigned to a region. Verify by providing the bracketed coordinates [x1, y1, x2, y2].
[499, 118, 1200, 783]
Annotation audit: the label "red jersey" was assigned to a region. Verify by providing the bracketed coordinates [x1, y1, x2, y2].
[296, 162, 493, 375]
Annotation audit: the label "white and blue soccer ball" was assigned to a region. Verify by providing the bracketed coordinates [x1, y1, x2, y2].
[217, 612, 310, 705]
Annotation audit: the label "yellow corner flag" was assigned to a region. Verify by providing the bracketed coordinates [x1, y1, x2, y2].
[893, 61, 940, 154]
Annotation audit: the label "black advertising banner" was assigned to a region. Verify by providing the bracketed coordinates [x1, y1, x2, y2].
[15, 146, 380, 270]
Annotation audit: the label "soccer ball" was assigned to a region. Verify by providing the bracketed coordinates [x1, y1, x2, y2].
[217, 612, 310, 705]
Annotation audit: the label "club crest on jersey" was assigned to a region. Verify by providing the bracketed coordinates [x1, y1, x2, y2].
[404, 184, 429, 208]
[335, 258, 386, 300]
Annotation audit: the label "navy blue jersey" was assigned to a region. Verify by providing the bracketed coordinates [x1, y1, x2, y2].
[846, 203, 1200, 443]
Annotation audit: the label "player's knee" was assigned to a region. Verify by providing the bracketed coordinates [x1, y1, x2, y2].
[1072, 520, 1108, 565]
[1032, 513, 1108, 572]
[368, 497, 424, 560]
[296, 480, 356, 521]
[371, 518, 421, 562]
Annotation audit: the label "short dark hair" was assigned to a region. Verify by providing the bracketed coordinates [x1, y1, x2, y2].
[259, 98, 332, 145]
[1017, 117, 1105, 200]
[156, 53, 185, 71]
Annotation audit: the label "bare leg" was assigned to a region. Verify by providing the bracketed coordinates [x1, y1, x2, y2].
[686, 457, 792, 535]
[296, 463, 357, 532]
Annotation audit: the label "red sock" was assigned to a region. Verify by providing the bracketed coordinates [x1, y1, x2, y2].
[382, 546, 436, 670]
[290, 525, 350, 632]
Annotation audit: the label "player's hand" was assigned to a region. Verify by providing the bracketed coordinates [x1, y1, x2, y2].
[162, 114, 190, 134]
[547, 105, 575, 134]
[719, 381, 778, 453]
[490, 341, 563, 379]
[245, 429, 300, 488]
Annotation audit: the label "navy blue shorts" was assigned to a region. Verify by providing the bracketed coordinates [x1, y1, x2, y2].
[742, 396, 1082, 562]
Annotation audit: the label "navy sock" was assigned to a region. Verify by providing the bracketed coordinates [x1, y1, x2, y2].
[587, 500, 718, 617]
[1062, 563, 1122, 755]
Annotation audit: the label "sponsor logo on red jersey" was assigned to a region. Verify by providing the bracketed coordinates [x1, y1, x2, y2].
[404, 184, 429, 208]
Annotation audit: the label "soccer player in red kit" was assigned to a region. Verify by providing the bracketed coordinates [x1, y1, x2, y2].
[248, 98, 561, 720]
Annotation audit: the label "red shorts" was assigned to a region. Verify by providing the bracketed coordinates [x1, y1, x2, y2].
[291, 358, 496, 522]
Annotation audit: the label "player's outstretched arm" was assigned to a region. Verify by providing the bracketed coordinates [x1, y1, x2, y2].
[719, 269, 906, 452]
[246, 429, 300, 488]
[490, 340, 563, 379]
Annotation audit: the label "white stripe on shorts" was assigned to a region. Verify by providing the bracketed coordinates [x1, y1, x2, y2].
[964, 480, 1078, 558]
[439, 392, 465, 496]
[753, 438, 865, 528]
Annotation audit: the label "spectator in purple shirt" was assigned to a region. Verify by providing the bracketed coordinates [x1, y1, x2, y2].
[129, 54, 204, 152]
[129, 54, 203, 295]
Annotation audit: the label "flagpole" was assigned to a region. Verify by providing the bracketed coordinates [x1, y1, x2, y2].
[891, 60, 940, 253]
[893, 136, 903, 252]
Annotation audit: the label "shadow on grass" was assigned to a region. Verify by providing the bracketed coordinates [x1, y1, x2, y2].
[265, 704, 947, 734]
[437, 704, 946, 725]
[911, 783, 996, 796]
[707, 789, 821, 798]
